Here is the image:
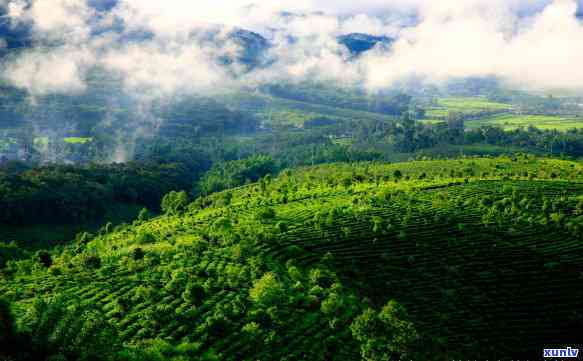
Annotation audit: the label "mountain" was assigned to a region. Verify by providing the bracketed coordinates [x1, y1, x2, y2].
[228, 29, 270, 66]
[0, 16, 32, 51]
[221, 29, 271, 69]
[338, 33, 394, 55]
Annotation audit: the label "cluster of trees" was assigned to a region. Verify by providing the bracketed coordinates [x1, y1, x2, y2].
[263, 83, 412, 116]
[345, 111, 583, 157]
[196, 155, 276, 195]
[0, 296, 216, 361]
[0, 162, 192, 225]
[464, 126, 583, 156]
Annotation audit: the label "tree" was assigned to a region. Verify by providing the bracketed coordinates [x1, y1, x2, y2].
[36, 250, 52, 268]
[83, 255, 101, 270]
[182, 283, 206, 306]
[396, 112, 416, 152]
[132, 247, 145, 260]
[256, 207, 276, 222]
[350, 300, 417, 361]
[0, 298, 15, 356]
[136, 231, 157, 245]
[137, 208, 150, 221]
[161, 190, 189, 215]
[12, 296, 121, 361]
[249, 272, 283, 306]
[447, 111, 465, 144]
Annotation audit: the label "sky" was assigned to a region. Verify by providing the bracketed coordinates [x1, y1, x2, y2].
[1, 0, 583, 96]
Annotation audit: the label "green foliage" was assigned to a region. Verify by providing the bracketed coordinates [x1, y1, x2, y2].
[256, 207, 276, 222]
[0, 241, 24, 269]
[132, 247, 145, 261]
[83, 255, 101, 270]
[182, 283, 206, 306]
[4, 157, 583, 360]
[161, 191, 189, 215]
[249, 272, 283, 306]
[351, 301, 417, 361]
[10, 296, 121, 361]
[197, 155, 275, 195]
[135, 232, 157, 245]
[36, 250, 52, 268]
[0, 298, 15, 353]
[137, 208, 150, 222]
[0, 162, 192, 226]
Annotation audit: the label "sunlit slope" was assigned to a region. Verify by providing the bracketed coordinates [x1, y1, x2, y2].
[3, 156, 583, 359]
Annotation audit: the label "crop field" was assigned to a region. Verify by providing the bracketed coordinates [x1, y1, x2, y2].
[425, 97, 513, 119]
[3, 157, 583, 359]
[465, 113, 583, 130]
[63, 137, 93, 144]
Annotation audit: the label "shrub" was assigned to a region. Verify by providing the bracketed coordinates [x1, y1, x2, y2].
[182, 283, 206, 306]
[136, 232, 157, 245]
[256, 208, 276, 222]
[132, 247, 145, 261]
[137, 208, 150, 222]
[0, 298, 15, 351]
[250, 272, 283, 306]
[36, 250, 52, 268]
[84, 255, 102, 269]
[161, 191, 189, 215]
[351, 300, 417, 361]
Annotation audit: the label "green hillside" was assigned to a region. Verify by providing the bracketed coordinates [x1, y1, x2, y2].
[2, 156, 583, 360]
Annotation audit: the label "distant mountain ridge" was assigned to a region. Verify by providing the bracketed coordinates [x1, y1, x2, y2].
[338, 33, 395, 55]
[0, 10, 393, 63]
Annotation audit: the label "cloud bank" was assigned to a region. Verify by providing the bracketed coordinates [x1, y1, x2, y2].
[1, 0, 583, 96]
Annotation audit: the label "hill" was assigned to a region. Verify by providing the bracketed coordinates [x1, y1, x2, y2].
[2, 156, 583, 360]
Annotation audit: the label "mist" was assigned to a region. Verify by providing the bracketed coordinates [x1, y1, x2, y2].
[0, 0, 582, 97]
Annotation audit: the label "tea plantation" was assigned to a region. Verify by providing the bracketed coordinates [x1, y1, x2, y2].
[2, 156, 583, 360]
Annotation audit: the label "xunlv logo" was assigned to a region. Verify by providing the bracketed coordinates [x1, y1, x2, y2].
[544, 347, 580, 358]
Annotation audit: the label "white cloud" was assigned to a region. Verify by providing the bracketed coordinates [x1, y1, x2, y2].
[101, 40, 231, 95]
[2, 46, 93, 94]
[1, 0, 583, 96]
[359, 0, 583, 91]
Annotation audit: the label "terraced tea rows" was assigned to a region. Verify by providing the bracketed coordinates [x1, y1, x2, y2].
[3, 157, 583, 360]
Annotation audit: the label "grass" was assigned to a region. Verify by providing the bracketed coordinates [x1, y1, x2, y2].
[416, 144, 546, 157]
[465, 113, 583, 131]
[63, 137, 93, 144]
[438, 97, 513, 110]
[256, 109, 327, 127]
[425, 97, 513, 119]
[418, 118, 446, 125]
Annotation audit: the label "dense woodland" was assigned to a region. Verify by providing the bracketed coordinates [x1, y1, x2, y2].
[0, 162, 192, 225]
